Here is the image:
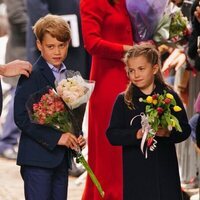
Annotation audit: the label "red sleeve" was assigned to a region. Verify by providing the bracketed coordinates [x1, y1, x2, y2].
[80, 0, 130, 60]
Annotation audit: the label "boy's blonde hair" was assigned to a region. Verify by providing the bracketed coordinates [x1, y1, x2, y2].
[33, 14, 71, 43]
[123, 44, 170, 109]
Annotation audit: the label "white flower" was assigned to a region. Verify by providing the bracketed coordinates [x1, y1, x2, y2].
[56, 73, 95, 109]
[139, 97, 143, 102]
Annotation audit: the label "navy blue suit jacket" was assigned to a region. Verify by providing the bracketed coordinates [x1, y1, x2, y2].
[14, 56, 70, 168]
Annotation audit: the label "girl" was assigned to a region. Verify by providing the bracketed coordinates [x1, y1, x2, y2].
[106, 44, 191, 200]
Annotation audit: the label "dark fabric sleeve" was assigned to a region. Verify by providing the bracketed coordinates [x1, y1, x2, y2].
[168, 91, 191, 143]
[187, 0, 200, 71]
[14, 74, 62, 151]
[106, 94, 141, 147]
[196, 114, 200, 148]
[189, 113, 199, 142]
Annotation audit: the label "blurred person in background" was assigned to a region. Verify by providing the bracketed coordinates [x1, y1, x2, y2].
[0, 0, 28, 160]
[189, 92, 200, 149]
[0, 14, 9, 66]
[176, 0, 200, 194]
[0, 60, 32, 116]
[188, 92, 200, 200]
[0, 12, 31, 117]
[0, 2, 31, 117]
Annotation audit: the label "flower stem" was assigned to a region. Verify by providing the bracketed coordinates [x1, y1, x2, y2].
[76, 152, 105, 198]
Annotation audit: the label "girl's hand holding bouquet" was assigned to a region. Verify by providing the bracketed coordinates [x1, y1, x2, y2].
[132, 90, 183, 158]
[156, 127, 170, 137]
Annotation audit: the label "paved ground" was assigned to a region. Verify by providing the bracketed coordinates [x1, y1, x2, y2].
[0, 154, 199, 200]
[0, 157, 85, 200]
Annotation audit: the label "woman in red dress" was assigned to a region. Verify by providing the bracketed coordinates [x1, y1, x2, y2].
[80, 0, 134, 199]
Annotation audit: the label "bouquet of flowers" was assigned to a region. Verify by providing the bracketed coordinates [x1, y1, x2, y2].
[126, 0, 169, 42]
[28, 86, 74, 132]
[126, 0, 191, 47]
[55, 70, 95, 134]
[131, 90, 182, 158]
[26, 71, 105, 198]
[56, 70, 92, 109]
[153, 9, 190, 47]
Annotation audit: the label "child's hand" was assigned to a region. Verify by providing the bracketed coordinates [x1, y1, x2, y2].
[156, 128, 170, 137]
[136, 129, 143, 139]
[57, 132, 78, 150]
[77, 135, 86, 149]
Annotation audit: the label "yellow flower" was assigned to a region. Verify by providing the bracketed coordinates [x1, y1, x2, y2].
[173, 105, 182, 112]
[166, 93, 174, 99]
[152, 99, 158, 105]
[146, 96, 153, 103]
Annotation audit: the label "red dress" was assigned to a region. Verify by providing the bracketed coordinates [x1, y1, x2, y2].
[80, 0, 133, 199]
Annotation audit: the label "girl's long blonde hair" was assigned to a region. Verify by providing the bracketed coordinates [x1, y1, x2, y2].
[123, 44, 170, 109]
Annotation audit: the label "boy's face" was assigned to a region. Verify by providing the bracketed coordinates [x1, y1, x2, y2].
[36, 33, 69, 69]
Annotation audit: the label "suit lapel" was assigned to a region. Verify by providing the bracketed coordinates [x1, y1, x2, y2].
[37, 56, 56, 89]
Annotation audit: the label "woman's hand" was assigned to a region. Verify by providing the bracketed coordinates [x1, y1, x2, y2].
[123, 45, 133, 52]
[162, 48, 186, 73]
[0, 60, 32, 77]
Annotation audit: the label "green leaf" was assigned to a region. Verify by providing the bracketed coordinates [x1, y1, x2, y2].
[171, 115, 182, 132]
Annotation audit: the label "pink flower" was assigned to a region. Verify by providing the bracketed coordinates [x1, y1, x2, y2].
[164, 98, 171, 104]
[157, 107, 164, 115]
[31, 88, 72, 132]
[147, 137, 154, 147]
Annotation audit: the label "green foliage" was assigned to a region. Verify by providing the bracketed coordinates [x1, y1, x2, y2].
[142, 90, 182, 133]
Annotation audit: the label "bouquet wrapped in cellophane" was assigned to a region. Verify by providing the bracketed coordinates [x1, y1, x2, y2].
[55, 70, 95, 134]
[26, 71, 105, 198]
[126, 0, 191, 47]
[153, 4, 191, 47]
[126, 0, 169, 42]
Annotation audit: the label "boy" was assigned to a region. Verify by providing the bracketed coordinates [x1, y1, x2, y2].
[14, 14, 86, 199]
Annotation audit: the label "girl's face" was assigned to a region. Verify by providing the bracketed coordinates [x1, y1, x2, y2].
[36, 33, 69, 69]
[127, 55, 159, 94]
